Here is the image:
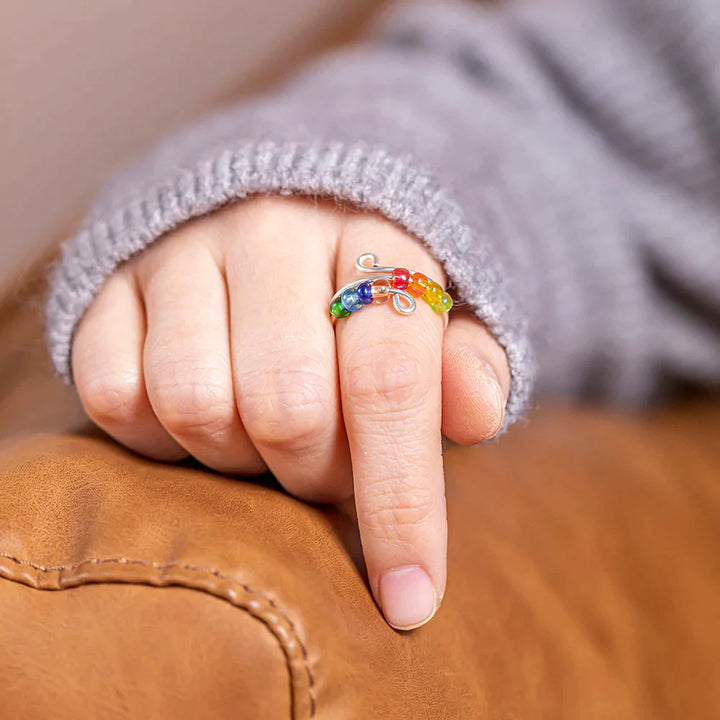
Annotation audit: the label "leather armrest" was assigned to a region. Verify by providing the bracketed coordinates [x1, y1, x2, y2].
[1, 399, 719, 719]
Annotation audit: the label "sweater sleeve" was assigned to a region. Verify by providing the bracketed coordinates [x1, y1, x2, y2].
[46, 0, 720, 424]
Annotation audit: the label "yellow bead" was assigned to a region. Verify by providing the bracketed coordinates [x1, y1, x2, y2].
[422, 281, 443, 306]
[422, 281, 452, 314]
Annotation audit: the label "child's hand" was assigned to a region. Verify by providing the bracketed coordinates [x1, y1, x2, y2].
[71, 196, 510, 629]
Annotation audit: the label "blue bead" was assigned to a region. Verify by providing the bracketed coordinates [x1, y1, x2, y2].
[357, 282, 374, 305]
[341, 288, 363, 312]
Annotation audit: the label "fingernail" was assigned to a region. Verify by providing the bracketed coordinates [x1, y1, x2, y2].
[378, 565, 438, 630]
[458, 346, 506, 437]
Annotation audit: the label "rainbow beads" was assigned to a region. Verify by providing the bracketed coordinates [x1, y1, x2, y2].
[423, 281, 443, 308]
[408, 272, 429, 298]
[330, 253, 453, 319]
[341, 287, 363, 312]
[423, 281, 454, 314]
[371, 278, 391, 304]
[436, 293, 453, 313]
[330, 298, 351, 318]
[391, 268, 410, 290]
[357, 281, 374, 305]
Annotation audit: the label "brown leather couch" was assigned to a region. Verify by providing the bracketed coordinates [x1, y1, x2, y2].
[1, 249, 719, 720]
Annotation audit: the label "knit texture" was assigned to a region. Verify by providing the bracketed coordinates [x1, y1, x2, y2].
[47, 0, 720, 424]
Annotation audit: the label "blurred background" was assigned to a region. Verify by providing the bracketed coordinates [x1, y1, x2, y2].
[1, 0, 383, 290]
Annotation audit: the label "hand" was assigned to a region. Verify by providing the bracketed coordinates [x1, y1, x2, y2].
[72, 196, 511, 629]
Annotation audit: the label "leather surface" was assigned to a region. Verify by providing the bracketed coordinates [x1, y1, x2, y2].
[1, 398, 719, 719]
[0, 580, 291, 720]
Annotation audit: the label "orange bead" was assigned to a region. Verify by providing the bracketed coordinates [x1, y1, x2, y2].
[408, 272, 429, 297]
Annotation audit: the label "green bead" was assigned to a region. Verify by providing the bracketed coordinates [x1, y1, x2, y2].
[330, 298, 351, 318]
[431, 292, 453, 314]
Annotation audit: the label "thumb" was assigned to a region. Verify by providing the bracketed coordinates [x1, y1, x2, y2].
[441, 310, 510, 444]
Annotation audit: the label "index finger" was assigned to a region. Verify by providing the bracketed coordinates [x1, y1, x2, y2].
[335, 219, 448, 630]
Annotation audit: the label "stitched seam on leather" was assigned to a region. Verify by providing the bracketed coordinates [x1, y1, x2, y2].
[0, 552, 316, 719]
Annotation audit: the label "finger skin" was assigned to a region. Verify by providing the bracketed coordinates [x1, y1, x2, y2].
[442, 310, 511, 445]
[226, 197, 353, 502]
[72, 270, 187, 461]
[336, 214, 448, 630]
[137, 224, 266, 475]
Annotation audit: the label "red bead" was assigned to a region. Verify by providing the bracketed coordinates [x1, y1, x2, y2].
[391, 268, 410, 290]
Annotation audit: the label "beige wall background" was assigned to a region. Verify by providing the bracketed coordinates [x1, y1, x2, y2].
[0, 0, 375, 288]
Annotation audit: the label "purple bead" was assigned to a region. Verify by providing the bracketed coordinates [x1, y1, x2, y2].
[357, 281, 374, 305]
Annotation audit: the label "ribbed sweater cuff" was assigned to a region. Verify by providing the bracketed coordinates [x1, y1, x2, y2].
[46, 140, 533, 425]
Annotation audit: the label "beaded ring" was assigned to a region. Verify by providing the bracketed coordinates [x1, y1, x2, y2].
[329, 253, 453, 319]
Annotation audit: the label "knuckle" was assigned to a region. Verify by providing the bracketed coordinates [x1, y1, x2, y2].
[238, 361, 331, 449]
[360, 478, 436, 543]
[244, 194, 285, 220]
[345, 342, 431, 414]
[148, 366, 235, 440]
[79, 370, 144, 427]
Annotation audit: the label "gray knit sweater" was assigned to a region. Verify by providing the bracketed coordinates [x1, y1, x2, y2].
[46, 0, 720, 425]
